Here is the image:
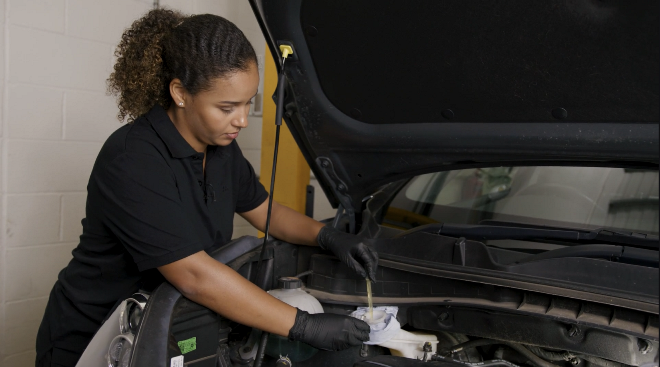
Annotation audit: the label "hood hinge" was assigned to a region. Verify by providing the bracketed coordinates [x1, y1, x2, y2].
[316, 157, 356, 233]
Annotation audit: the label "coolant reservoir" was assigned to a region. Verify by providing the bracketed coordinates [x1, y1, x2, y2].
[267, 277, 324, 314]
[265, 277, 323, 361]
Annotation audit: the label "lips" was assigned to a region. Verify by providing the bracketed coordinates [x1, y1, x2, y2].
[226, 132, 239, 139]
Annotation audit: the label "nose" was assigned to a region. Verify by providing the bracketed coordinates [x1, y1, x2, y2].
[232, 106, 249, 128]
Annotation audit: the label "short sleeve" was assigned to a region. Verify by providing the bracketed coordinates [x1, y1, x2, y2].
[94, 152, 205, 271]
[234, 151, 268, 213]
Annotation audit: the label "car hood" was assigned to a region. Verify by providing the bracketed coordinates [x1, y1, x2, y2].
[249, 0, 659, 213]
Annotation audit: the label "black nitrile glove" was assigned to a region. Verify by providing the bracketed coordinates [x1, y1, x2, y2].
[288, 309, 370, 351]
[317, 226, 379, 282]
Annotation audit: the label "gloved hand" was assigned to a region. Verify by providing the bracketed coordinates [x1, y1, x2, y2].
[316, 226, 378, 282]
[288, 308, 370, 351]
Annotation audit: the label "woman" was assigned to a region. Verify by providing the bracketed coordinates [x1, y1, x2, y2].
[36, 9, 377, 367]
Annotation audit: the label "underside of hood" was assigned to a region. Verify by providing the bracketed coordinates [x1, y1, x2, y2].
[249, 0, 659, 214]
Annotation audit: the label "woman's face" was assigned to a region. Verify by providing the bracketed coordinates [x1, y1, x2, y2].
[169, 62, 260, 152]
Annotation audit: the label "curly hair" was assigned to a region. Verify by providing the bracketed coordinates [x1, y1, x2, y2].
[107, 9, 257, 122]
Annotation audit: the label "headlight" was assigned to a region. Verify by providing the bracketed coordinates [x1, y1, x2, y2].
[107, 333, 134, 367]
[108, 293, 148, 367]
[119, 294, 148, 335]
[127, 303, 143, 335]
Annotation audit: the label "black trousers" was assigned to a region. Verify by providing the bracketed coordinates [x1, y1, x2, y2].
[35, 348, 74, 367]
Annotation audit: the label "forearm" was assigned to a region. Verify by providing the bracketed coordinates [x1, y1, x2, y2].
[160, 252, 297, 337]
[268, 202, 324, 246]
[159, 250, 370, 351]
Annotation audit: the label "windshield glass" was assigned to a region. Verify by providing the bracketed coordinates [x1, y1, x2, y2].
[385, 167, 659, 236]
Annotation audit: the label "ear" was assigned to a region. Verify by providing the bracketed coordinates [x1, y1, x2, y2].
[169, 78, 187, 106]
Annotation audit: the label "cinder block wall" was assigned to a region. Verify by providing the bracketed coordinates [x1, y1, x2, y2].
[0, 1, 265, 365]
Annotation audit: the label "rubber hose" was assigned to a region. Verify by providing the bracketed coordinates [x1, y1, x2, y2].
[445, 339, 560, 367]
[444, 338, 502, 354]
[503, 343, 560, 367]
[294, 270, 313, 279]
[432, 356, 521, 367]
[524, 345, 572, 361]
[253, 332, 269, 367]
[473, 360, 521, 367]
[575, 354, 623, 367]
[525, 345, 623, 367]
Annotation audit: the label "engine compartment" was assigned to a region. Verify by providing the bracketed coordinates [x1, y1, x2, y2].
[124, 234, 658, 367]
[222, 236, 658, 367]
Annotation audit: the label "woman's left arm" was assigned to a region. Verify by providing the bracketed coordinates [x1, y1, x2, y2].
[239, 200, 378, 281]
[239, 200, 324, 246]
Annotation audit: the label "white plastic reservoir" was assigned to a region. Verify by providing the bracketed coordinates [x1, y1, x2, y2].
[352, 306, 438, 360]
[267, 277, 324, 314]
[266, 277, 323, 362]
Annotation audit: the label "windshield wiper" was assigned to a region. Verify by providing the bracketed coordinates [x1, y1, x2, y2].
[418, 221, 659, 250]
[512, 244, 658, 267]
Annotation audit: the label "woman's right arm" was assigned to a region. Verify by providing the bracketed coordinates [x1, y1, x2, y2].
[157, 251, 371, 351]
[158, 250, 297, 336]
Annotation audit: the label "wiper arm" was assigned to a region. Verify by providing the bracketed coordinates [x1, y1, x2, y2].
[422, 222, 659, 250]
[514, 244, 658, 267]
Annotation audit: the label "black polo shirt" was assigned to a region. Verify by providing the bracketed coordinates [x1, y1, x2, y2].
[36, 105, 268, 365]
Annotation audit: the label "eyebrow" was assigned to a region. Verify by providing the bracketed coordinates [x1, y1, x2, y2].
[219, 92, 259, 105]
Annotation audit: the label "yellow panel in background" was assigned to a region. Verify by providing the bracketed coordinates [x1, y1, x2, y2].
[259, 45, 311, 227]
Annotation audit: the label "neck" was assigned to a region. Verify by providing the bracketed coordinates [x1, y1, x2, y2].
[166, 105, 207, 153]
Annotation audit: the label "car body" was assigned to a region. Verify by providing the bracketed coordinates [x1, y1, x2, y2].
[83, 1, 659, 366]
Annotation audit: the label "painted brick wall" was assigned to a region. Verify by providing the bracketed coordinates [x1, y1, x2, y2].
[0, 1, 265, 365]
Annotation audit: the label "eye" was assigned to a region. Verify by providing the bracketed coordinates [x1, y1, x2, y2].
[220, 107, 233, 114]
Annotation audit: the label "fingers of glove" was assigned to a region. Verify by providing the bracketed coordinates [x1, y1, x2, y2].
[351, 318, 371, 334]
[344, 317, 370, 343]
[360, 246, 379, 282]
[331, 340, 350, 351]
[344, 255, 368, 279]
[346, 331, 369, 347]
[329, 320, 369, 350]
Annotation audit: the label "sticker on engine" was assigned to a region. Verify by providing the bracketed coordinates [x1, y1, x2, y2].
[177, 337, 197, 354]
[171, 355, 183, 367]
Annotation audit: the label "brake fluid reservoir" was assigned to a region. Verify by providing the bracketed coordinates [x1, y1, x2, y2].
[265, 277, 323, 361]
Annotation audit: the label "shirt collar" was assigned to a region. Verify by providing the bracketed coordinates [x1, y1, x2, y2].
[146, 105, 199, 159]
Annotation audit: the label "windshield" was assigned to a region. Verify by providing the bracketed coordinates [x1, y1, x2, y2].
[385, 167, 659, 236]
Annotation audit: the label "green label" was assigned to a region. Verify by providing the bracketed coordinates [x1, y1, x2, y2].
[177, 337, 197, 355]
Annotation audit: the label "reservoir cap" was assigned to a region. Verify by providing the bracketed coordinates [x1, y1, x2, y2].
[279, 277, 302, 289]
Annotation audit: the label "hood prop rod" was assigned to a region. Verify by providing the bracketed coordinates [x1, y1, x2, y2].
[253, 45, 293, 367]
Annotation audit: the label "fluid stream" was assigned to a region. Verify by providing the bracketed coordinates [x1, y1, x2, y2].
[366, 278, 373, 320]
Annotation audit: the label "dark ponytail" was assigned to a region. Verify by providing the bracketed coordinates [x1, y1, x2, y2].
[107, 8, 257, 122]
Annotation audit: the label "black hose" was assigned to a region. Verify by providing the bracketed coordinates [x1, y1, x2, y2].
[524, 345, 623, 367]
[447, 339, 622, 367]
[443, 339, 559, 367]
[524, 345, 572, 361]
[433, 355, 521, 367]
[575, 354, 623, 367]
[443, 338, 502, 354]
[294, 270, 313, 278]
[253, 332, 269, 367]
[503, 343, 560, 367]
[469, 360, 520, 367]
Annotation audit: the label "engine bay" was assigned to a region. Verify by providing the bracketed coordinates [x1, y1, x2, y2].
[218, 236, 658, 367]
[120, 233, 658, 367]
